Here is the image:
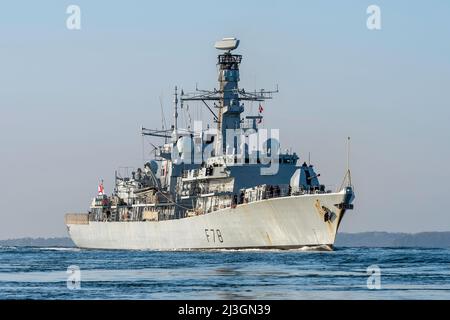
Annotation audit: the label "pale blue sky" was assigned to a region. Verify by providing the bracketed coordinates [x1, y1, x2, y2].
[1, 1, 449, 238]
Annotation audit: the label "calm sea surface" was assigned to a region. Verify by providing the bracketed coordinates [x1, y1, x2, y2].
[0, 246, 449, 299]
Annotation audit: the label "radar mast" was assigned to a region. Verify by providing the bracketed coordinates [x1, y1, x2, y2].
[181, 37, 278, 154]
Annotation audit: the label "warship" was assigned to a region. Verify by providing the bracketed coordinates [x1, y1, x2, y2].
[65, 38, 355, 250]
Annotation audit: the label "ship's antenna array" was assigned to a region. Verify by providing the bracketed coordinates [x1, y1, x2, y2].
[141, 38, 279, 155]
[180, 37, 279, 154]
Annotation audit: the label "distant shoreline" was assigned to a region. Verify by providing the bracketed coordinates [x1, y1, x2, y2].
[336, 231, 450, 248]
[1, 232, 450, 248]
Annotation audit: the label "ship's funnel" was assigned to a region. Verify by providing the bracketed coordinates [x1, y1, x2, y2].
[215, 37, 240, 51]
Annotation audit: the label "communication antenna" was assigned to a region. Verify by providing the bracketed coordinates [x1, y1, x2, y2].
[173, 86, 178, 142]
[159, 94, 168, 143]
[347, 137, 350, 173]
[148, 142, 159, 159]
[347, 136, 352, 187]
[185, 104, 192, 129]
[339, 136, 353, 190]
[141, 133, 145, 164]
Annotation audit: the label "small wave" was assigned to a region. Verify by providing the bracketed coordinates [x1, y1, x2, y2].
[35, 247, 81, 252]
[296, 245, 333, 252]
[0, 246, 17, 250]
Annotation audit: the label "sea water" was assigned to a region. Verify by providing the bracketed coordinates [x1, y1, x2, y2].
[0, 246, 449, 299]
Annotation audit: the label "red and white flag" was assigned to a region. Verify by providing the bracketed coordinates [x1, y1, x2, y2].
[257, 104, 264, 124]
[258, 104, 264, 113]
[98, 181, 104, 195]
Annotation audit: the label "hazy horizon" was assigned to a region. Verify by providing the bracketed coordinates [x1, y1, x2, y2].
[1, 1, 449, 239]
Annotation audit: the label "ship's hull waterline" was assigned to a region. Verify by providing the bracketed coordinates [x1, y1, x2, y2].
[66, 190, 350, 250]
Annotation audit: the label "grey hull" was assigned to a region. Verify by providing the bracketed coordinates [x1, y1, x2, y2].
[67, 190, 350, 250]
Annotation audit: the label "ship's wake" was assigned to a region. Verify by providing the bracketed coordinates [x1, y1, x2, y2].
[194, 245, 333, 253]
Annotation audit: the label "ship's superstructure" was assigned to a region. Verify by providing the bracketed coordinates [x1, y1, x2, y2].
[65, 38, 355, 250]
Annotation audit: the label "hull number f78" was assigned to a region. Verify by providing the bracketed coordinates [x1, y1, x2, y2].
[205, 229, 224, 243]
